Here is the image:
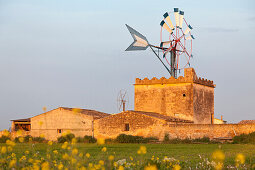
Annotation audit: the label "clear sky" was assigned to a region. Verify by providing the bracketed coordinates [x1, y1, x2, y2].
[0, 0, 254, 130]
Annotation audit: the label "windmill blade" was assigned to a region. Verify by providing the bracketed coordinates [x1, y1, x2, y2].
[160, 20, 173, 34]
[160, 41, 172, 47]
[174, 8, 180, 27]
[184, 25, 193, 35]
[163, 12, 174, 30]
[179, 11, 184, 29]
[185, 35, 195, 40]
[125, 24, 149, 51]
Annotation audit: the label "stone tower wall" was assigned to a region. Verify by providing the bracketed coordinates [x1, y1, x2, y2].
[134, 68, 215, 124]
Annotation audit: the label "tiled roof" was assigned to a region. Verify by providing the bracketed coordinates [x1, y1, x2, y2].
[128, 110, 193, 123]
[11, 118, 31, 122]
[61, 107, 110, 119]
[238, 120, 255, 124]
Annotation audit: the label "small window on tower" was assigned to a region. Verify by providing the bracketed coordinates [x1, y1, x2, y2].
[183, 93, 186, 97]
[124, 124, 130, 131]
[57, 129, 62, 134]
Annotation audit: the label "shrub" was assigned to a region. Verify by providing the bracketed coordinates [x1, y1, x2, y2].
[115, 134, 158, 143]
[57, 133, 75, 143]
[0, 135, 11, 143]
[233, 132, 255, 144]
[84, 136, 96, 143]
[32, 136, 46, 143]
[76, 137, 84, 143]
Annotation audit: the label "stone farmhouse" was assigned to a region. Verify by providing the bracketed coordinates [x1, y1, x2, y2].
[10, 68, 255, 140]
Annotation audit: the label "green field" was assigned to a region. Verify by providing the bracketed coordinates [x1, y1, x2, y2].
[1, 143, 255, 169]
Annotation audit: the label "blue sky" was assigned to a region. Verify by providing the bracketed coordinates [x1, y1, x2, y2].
[0, 0, 254, 130]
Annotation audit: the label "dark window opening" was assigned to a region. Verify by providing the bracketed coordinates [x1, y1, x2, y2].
[183, 93, 186, 97]
[124, 124, 130, 131]
[57, 129, 62, 133]
[14, 124, 31, 131]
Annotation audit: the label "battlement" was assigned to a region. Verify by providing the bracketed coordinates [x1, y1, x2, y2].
[135, 68, 215, 88]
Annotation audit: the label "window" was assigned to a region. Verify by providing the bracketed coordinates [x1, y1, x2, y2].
[57, 129, 62, 134]
[124, 124, 130, 131]
[183, 93, 186, 97]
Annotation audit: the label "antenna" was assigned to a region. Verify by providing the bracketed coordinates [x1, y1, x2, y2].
[117, 90, 129, 112]
[126, 8, 194, 78]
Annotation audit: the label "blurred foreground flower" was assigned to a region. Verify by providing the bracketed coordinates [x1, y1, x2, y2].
[97, 138, 105, 145]
[235, 153, 245, 167]
[212, 150, 225, 162]
[144, 165, 157, 170]
[137, 146, 146, 154]
[101, 147, 107, 152]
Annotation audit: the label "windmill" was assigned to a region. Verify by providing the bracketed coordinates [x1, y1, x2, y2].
[117, 90, 129, 112]
[126, 8, 194, 78]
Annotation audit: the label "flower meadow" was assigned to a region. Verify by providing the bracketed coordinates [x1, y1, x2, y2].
[0, 130, 255, 169]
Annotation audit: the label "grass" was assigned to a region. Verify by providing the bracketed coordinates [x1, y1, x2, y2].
[1, 143, 255, 168]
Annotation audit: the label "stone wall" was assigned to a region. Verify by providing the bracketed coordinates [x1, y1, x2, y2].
[95, 120, 255, 141]
[134, 68, 215, 124]
[94, 111, 167, 139]
[164, 124, 255, 140]
[193, 84, 214, 124]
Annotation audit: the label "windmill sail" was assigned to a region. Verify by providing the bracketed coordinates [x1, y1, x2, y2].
[125, 24, 149, 51]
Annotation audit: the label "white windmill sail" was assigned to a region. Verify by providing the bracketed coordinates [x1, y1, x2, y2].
[125, 24, 149, 51]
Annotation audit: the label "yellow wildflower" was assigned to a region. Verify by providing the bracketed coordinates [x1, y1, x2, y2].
[19, 137, 24, 143]
[88, 163, 93, 167]
[1, 146, 7, 154]
[235, 153, 245, 166]
[11, 153, 16, 157]
[62, 153, 69, 160]
[144, 165, 157, 170]
[6, 140, 15, 147]
[48, 141, 53, 145]
[17, 129, 23, 136]
[62, 142, 68, 149]
[71, 158, 77, 164]
[130, 156, 133, 161]
[3, 129, 10, 136]
[40, 134, 45, 138]
[29, 137, 33, 142]
[173, 164, 181, 170]
[53, 150, 58, 155]
[28, 158, 34, 163]
[101, 147, 107, 152]
[72, 148, 78, 155]
[113, 162, 118, 167]
[41, 161, 50, 170]
[86, 153, 90, 158]
[108, 155, 114, 161]
[94, 164, 101, 169]
[67, 146, 71, 150]
[97, 138, 105, 145]
[79, 153, 83, 158]
[118, 165, 124, 170]
[33, 163, 40, 170]
[7, 146, 13, 152]
[9, 159, 16, 168]
[212, 150, 225, 162]
[25, 150, 29, 154]
[214, 162, 223, 170]
[99, 160, 104, 165]
[58, 163, 64, 170]
[137, 145, 146, 154]
[72, 138, 77, 145]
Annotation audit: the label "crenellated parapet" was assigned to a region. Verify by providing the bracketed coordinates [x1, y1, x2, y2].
[135, 68, 215, 88]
